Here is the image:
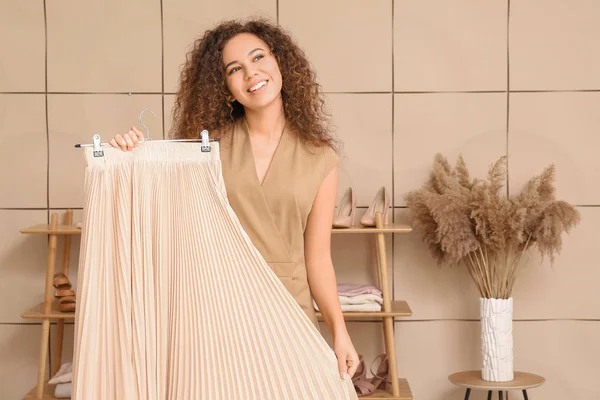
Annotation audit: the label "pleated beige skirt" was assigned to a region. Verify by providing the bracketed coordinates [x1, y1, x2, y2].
[71, 142, 358, 400]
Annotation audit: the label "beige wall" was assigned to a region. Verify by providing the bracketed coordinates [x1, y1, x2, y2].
[1, 0, 598, 399]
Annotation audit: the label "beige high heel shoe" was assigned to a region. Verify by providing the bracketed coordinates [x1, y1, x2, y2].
[360, 186, 390, 227]
[333, 187, 356, 228]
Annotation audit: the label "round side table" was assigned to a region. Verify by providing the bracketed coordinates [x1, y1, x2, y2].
[448, 371, 545, 400]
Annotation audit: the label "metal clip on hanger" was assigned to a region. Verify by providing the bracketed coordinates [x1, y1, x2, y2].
[74, 109, 219, 157]
[92, 134, 103, 157]
[201, 130, 210, 152]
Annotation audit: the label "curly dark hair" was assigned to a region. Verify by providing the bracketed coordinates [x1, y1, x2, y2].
[170, 17, 338, 151]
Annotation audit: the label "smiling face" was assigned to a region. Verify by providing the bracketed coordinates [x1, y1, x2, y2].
[222, 33, 283, 112]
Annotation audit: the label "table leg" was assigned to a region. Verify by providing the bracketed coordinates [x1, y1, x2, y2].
[487, 390, 492, 400]
[499, 391, 503, 400]
[464, 388, 471, 400]
[523, 390, 529, 400]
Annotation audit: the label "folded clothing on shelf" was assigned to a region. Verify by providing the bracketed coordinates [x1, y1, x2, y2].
[313, 284, 384, 312]
[339, 293, 383, 306]
[313, 300, 382, 312]
[55, 382, 72, 398]
[48, 362, 72, 384]
[337, 283, 382, 298]
[49, 362, 73, 398]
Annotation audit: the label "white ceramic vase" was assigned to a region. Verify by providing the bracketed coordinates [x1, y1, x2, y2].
[480, 297, 514, 382]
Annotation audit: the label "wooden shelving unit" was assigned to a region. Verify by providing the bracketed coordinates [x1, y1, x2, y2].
[22, 383, 61, 400]
[330, 223, 412, 234]
[22, 302, 76, 320]
[316, 300, 411, 319]
[318, 212, 414, 399]
[361, 379, 413, 399]
[20, 210, 79, 400]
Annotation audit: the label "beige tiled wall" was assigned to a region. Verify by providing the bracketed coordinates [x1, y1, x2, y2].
[1, 1, 598, 399]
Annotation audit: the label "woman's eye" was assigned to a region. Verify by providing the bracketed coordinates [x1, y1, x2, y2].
[254, 54, 264, 62]
[229, 66, 241, 75]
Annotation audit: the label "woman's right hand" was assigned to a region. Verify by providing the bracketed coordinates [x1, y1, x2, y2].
[109, 126, 145, 151]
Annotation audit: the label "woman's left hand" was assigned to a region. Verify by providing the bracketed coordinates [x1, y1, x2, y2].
[333, 330, 360, 380]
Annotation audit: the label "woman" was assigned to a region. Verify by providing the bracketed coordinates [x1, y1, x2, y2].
[110, 18, 359, 381]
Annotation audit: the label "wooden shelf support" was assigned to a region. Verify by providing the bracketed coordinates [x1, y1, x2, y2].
[21, 210, 79, 400]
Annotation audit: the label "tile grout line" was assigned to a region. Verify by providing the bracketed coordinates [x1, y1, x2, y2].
[390, 0, 395, 303]
[508, 89, 600, 93]
[161, 0, 165, 139]
[2, 319, 599, 326]
[392, 318, 600, 323]
[1, 208, 85, 211]
[3, 204, 599, 211]
[0, 322, 75, 326]
[506, 0, 511, 197]
[44, 0, 49, 218]
[5, 89, 600, 95]
[276, 0, 279, 24]
[43, 0, 53, 372]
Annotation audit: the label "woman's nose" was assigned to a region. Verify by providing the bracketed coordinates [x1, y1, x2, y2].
[245, 69, 258, 80]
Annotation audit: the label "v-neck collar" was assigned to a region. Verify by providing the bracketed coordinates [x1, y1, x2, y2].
[241, 117, 287, 188]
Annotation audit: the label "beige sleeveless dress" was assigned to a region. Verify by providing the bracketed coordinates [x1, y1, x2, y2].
[220, 118, 339, 328]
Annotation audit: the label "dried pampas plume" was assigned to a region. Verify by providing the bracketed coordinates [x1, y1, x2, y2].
[405, 154, 581, 299]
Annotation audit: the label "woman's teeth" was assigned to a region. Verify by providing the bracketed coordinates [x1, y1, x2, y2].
[249, 81, 267, 92]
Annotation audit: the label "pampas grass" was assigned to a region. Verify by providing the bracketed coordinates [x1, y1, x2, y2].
[405, 154, 581, 299]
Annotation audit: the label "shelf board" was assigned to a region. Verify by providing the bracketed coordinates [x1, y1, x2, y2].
[21, 302, 75, 320]
[360, 378, 413, 399]
[332, 223, 412, 234]
[316, 300, 411, 319]
[23, 383, 67, 400]
[22, 300, 411, 320]
[20, 224, 81, 235]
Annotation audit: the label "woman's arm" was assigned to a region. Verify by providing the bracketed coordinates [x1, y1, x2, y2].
[305, 164, 359, 379]
[304, 165, 347, 336]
